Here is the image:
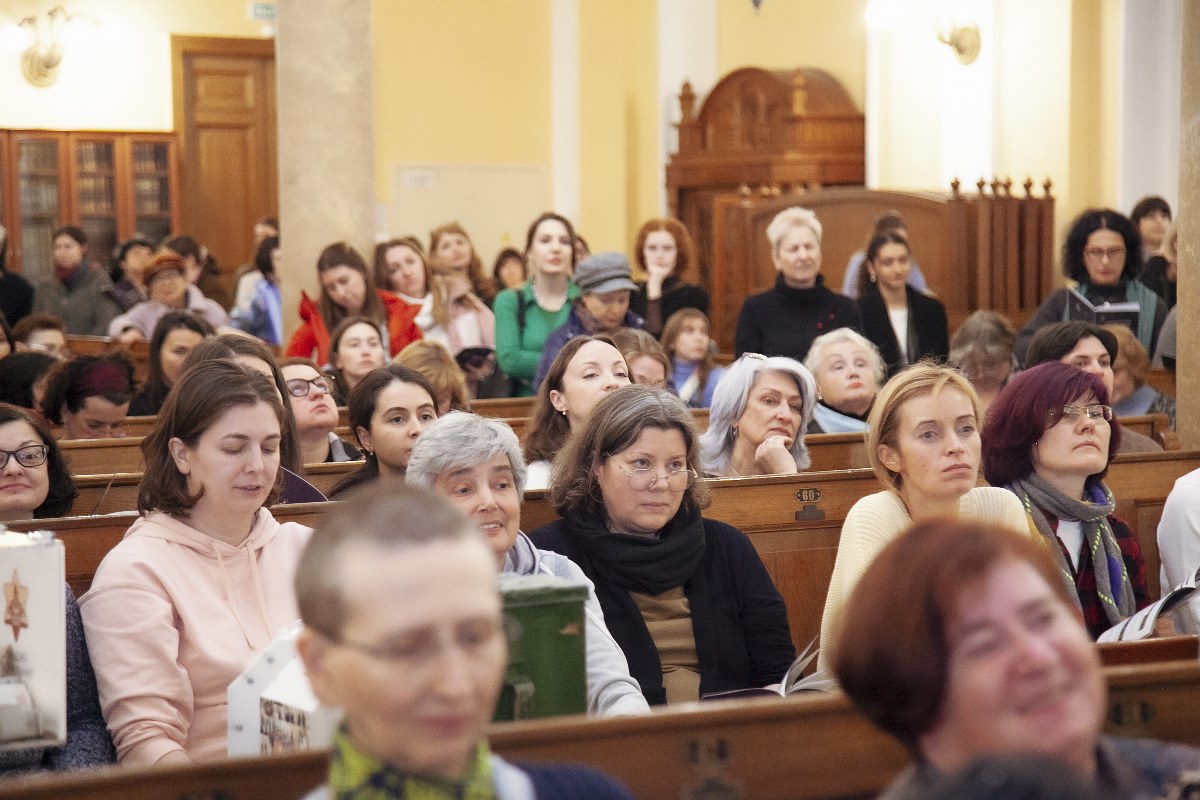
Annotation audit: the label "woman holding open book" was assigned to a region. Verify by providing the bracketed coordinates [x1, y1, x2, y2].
[1015, 209, 1167, 363]
[982, 360, 1151, 640]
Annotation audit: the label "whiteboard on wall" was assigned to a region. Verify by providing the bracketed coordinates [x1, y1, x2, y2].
[387, 163, 548, 274]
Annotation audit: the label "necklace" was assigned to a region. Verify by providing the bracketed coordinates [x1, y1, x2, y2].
[533, 281, 568, 312]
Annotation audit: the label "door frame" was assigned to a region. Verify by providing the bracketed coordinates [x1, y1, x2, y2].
[170, 34, 276, 239]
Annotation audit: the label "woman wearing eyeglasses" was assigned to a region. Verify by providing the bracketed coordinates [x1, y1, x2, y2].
[983, 361, 1151, 639]
[530, 385, 795, 705]
[1015, 209, 1167, 363]
[0, 404, 117, 774]
[279, 358, 360, 464]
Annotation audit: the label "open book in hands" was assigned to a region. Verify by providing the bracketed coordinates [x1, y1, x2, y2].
[1067, 287, 1140, 332]
[701, 639, 838, 700]
[1097, 564, 1200, 642]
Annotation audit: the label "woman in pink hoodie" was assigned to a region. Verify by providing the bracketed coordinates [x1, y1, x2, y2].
[80, 360, 311, 766]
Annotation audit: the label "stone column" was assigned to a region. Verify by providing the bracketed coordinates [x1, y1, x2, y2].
[1177, 1, 1199, 446]
[275, 0, 375, 349]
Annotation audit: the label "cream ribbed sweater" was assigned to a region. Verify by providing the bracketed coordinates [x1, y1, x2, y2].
[817, 487, 1029, 671]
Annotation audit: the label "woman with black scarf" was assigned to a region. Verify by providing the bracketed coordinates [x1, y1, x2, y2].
[530, 385, 794, 705]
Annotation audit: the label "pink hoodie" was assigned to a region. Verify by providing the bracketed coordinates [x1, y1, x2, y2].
[79, 509, 311, 765]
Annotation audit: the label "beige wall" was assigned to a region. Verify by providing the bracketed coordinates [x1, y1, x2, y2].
[0, 0, 268, 130]
[716, 0, 868, 109]
[1, 0, 1130, 271]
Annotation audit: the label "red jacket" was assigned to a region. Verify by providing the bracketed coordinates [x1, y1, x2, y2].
[285, 289, 422, 366]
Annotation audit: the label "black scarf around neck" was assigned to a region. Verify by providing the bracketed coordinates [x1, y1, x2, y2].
[565, 503, 706, 595]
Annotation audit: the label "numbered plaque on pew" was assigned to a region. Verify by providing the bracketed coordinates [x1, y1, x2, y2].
[0, 531, 65, 752]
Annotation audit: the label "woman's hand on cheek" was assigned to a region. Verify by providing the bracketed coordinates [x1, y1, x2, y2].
[754, 435, 796, 475]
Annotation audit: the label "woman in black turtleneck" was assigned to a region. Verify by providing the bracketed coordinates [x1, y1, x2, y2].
[1015, 209, 1167, 363]
[734, 207, 862, 362]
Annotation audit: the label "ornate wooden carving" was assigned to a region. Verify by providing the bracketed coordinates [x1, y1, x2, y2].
[665, 68, 865, 287]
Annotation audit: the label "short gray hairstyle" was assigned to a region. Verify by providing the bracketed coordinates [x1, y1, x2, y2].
[699, 354, 817, 474]
[406, 412, 529, 500]
[766, 206, 822, 253]
[804, 328, 887, 389]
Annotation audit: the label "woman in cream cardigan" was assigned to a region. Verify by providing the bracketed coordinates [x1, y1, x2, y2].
[817, 362, 1029, 671]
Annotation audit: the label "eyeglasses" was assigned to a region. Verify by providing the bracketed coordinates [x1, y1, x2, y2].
[616, 464, 696, 492]
[1049, 404, 1113, 425]
[0, 445, 49, 470]
[318, 618, 504, 671]
[1083, 246, 1126, 263]
[285, 375, 332, 397]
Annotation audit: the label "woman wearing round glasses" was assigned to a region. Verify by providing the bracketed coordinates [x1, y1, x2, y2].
[983, 361, 1151, 639]
[530, 385, 795, 705]
[279, 358, 360, 465]
[1015, 209, 1167, 362]
[0, 404, 117, 774]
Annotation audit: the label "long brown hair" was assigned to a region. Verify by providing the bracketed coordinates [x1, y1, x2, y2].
[429, 222, 495, 304]
[373, 237, 449, 327]
[661, 308, 716, 396]
[316, 241, 387, 333]
[632, 217, 696, 279]
[139, 360, 285, 517]
[524, 335, 620, 463]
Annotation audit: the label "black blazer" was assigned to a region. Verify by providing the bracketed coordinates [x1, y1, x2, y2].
[858, 283, 949, 376]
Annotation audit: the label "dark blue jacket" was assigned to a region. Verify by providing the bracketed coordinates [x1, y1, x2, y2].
[533, 304, 644, 390]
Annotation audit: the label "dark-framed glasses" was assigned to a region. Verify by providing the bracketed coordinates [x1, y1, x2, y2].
[285, 375, 332, 397]
[0, 445, 50, 470]
[617, 464, 696, 492]
[1049, 404, 1112, 425]
[1083, 246, 1126, 263]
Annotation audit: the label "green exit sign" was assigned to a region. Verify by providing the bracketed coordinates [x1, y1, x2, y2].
[249, 2, 277, 21]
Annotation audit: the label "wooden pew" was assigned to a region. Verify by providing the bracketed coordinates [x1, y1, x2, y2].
[3, 659, 1198, 800]
[56, 448, 1200, 652]
[9, 503, 330, 597]
[472, 396, 536, 418]
[60, 427, 360, 476]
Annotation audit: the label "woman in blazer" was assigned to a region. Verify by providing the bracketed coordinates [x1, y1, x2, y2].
[856, 230, 948, 377]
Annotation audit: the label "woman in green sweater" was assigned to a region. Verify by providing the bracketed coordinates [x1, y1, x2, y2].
[494, 212, 580, 396]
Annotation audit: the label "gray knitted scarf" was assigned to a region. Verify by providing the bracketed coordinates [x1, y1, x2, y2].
[1006, 474, 1134, 626]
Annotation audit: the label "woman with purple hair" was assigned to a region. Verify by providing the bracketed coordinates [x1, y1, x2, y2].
[982, 360, 1151, 639]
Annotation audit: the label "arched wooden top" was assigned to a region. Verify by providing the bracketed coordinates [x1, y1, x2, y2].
[677, 67, 863, 157]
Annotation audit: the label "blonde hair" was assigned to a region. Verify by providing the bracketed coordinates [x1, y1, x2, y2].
[393, 340, 469, 412]
[766, 207, 822, 253]
[866, 362, 982, 493]
[1103, 323, 1150, 387]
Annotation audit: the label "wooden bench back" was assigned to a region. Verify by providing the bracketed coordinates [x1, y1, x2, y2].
[2, 658, 1197, 800]
[29, 448, 1200, 651]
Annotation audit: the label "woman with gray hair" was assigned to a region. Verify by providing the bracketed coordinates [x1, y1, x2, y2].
[804, 328, 886, 433]
[407, 412, 650, 717]
[734, 206, 862, 361]
[699, 353, 817, 476]
[530, 386, 794, 705]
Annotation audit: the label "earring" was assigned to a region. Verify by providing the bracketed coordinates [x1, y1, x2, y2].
[732, 425, 738, 439]
[561, 410, 568, 417]
[869, 271, 877, 283]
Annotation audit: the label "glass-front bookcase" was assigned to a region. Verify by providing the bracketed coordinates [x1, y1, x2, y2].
[0, 131, 178, 283]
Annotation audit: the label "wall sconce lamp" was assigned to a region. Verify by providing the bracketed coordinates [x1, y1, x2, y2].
[934, 19, 982, 65]
[17, 6, 76, 87]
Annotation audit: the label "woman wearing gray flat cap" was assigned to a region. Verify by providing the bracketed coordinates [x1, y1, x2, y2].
[534, 252, 645, 389]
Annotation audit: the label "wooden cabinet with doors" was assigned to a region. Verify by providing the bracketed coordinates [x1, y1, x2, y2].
[0, 130, 179, 284]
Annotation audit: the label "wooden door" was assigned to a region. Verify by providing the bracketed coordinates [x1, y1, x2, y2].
[172, 36, 276, 299]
